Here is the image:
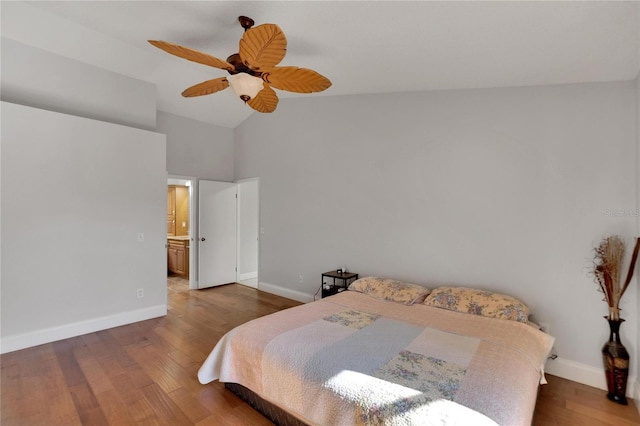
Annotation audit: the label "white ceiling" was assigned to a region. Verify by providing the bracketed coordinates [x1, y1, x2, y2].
[2, 1, 639, 128]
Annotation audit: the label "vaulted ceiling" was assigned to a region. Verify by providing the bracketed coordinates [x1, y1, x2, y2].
[3, 1, 638, 128]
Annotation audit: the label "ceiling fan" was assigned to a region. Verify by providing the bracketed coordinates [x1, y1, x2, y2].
[149, 16, 331, 113]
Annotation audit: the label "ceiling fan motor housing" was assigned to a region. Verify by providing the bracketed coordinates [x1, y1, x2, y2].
[225, 53, 260, 77]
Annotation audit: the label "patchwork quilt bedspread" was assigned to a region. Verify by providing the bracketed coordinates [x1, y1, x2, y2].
[198, 291, 554, 425]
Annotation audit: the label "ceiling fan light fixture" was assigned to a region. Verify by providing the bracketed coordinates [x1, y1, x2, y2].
[228, 73, 264, 102]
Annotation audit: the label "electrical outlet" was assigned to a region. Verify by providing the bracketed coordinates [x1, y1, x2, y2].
[299, 275, 304, 283]
[137, 233, 144, 242]
[137, 288, 144, 298]
[539, 322, 550, 335]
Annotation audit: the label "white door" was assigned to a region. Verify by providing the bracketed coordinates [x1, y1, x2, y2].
[198, 180, 237, 288]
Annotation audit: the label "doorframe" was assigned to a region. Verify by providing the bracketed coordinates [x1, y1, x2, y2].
[166, 176, 260, 291]
[167, 175, 197, 290]
[235, 177, 260, 288]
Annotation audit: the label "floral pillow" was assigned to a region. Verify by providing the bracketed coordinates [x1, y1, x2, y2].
[348, 277, 431, 305]
[423, 286, 530, 323]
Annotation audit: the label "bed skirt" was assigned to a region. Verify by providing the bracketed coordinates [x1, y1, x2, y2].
[224, 382, 310, 426]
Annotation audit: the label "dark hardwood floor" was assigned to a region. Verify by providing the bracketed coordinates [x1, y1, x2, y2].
[2, 278, 639, 425]
[534, 374, 639, 426]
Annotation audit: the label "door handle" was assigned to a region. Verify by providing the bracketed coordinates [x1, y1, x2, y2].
[200, 237, 206, 241]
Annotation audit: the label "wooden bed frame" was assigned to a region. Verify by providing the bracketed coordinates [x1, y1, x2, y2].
[225, 382, 308, 426]
[226, 381, 545, 426]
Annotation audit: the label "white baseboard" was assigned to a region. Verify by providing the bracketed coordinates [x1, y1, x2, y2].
[0, 304, 167, 354]
[238, 271, 258, 281]
[545, 356, 637, 399]
[258, 282, 314, 303]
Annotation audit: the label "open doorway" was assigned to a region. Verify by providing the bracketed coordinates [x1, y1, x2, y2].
[167, 177, 195, 293]
[166, 177, 259, 292]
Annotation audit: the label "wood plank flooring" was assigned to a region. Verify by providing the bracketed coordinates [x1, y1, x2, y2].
[2, 277, 639, 425]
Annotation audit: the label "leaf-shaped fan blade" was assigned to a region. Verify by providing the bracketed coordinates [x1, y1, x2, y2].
[182, 77, 229, 97]
[148, 40, 234, 71]
[247, 84, 279, 113]
[262, 66, 332, 93]
[239, 24, 287, 71]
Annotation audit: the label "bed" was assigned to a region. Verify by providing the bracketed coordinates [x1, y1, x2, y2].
[198, 278, 555, 425]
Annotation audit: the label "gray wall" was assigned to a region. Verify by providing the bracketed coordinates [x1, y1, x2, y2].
[1, 37, 156, 131]
[1, 102, 167, 351]
[235, 81, 638, 384]
[0, 38, 168, 352]
[157, 110, 234, 181]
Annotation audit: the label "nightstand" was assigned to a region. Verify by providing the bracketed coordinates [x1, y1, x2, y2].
[321, 270, 359, 298]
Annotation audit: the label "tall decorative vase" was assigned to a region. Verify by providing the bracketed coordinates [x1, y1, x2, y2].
[601, 318, 629, 405]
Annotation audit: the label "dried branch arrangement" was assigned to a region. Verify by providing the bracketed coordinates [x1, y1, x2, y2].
[592, 236, 640, 320]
